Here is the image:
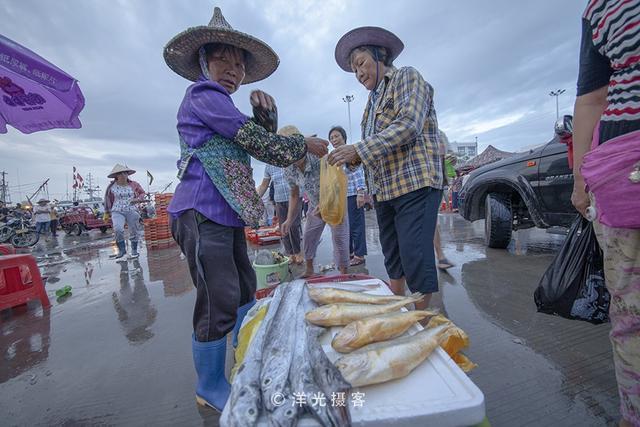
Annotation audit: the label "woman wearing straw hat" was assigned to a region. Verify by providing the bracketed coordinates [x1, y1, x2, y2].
[103, 164, 146, 260]
[329, 26, 444, 310]
[163, 7, 328, 412]
[33, 198, 52, 241]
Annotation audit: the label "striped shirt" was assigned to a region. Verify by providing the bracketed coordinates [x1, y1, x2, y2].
[355, 66, 443, 201]
[264, 164, 290, 203]
[579, 0, 640, 143]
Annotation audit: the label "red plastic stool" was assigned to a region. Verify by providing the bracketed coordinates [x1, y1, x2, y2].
[0, 254, 50, 311]
[0, 244, 32, 286]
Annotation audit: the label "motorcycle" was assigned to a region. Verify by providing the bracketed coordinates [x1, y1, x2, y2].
[0, 216, 39, 247]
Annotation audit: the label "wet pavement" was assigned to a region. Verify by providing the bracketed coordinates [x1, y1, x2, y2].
[0, 213, 619, 426]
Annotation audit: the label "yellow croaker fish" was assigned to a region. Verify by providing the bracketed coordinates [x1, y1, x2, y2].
[331, 310, 437, 353]
[305, 293, 424, 327]
[307, 282, 380, 292]
[308, 287, 419, 305]
[334, 323, 453, 387]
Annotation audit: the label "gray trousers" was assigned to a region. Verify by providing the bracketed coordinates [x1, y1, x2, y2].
[303, 204, 350, 269]
[171, 210, 255, 342]
[275, 200, 302, 255]
[112, 210, 141, 243]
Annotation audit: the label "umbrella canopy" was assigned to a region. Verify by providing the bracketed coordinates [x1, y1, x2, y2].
[457, 145, 515, 171]
[0, 34, 85, 134]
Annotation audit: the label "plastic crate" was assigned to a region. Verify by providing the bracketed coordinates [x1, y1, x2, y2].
[145, 237, 176, 250]
[245, 226, 282, 245]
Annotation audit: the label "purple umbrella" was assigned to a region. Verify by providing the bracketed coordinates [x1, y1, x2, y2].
[0, 34, 85, 134]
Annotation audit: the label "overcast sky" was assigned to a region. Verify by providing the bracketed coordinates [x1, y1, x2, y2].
[0, 0, 585, 203]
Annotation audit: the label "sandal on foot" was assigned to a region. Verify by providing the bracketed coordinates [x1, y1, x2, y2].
[349, 256, 365, 266]
[437, 258, 454, 270]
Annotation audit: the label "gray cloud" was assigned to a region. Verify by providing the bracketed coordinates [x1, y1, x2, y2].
[1, 0, 585, 201]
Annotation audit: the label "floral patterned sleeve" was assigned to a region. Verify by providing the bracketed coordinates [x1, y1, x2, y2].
[234, 120, 307, 168]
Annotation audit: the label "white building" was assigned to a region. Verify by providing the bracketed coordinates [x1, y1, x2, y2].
[450, 141, 478, 161]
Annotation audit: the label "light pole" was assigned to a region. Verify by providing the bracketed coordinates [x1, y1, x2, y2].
[549, 89, 565, 119]
[342, 95, 354, 142]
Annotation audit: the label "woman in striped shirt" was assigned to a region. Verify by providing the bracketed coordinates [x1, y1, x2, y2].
[573, 1, 640, 425]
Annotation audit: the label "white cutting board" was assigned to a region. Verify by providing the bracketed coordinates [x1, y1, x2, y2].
[257, 279, 485, 427]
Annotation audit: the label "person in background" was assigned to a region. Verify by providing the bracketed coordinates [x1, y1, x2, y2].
[451, 170, 463, 212]
[163, 7, 328, 412]
[49, 204, 58, 237]
[434, 130, 456, 270]
[0, 201, 9, 223]
[33, 198, 51, 241]
[301, 193, 309, 219]
[572, 1, 640, 425]
[103, 164, 146, 260]
[260, 188, 275, 226]
[12, 202, 29, 219]
[257, 164, 304, 264]
[328, 125, 368, 266]
[330, 26, 444, 310]
[280, 125, 350, 277]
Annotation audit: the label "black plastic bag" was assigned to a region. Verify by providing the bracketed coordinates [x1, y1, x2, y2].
[534, 216, 609, 324]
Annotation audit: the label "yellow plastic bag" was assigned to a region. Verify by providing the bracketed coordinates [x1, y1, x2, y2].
[427, 314, 477, 372]
[451, 352, 478, 373]
[230, 304, 268, 381]
[319, 157, 347, 225]
[428, 314, 470, 355]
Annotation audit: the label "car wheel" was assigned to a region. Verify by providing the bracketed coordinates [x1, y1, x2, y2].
[73, 223, 83, 236]
[485, 193, 512, 249]
[100, 226, 108, 234]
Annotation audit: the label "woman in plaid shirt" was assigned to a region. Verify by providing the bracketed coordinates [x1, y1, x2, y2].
[330, 26, 444, 310]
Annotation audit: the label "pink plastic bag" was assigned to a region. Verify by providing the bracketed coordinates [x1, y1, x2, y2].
[581, 125, 640, 228]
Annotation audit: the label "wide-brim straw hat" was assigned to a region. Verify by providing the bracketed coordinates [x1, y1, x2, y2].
[164, 7, 279, 84]
[335, 26, 404, 72]
[108, 164, 136, 179]
[37, 198, 50, 204]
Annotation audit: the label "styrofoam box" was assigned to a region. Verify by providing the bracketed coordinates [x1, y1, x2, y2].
[257, 279, 485, 426]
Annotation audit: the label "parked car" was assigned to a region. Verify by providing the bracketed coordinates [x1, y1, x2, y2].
[458, 116, 577, 248]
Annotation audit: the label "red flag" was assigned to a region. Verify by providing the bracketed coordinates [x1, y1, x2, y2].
[76, 173, 84, 188]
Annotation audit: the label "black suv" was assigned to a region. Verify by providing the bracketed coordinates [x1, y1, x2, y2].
[458, 116, 577, 248]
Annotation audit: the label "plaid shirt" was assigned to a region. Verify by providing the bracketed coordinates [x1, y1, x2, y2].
[346, 165, 366, 197]
[354, 66, 443, 201]
[264, 164, 290, 203]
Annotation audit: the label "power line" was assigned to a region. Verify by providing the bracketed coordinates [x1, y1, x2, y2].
[7, 181, 43, 189]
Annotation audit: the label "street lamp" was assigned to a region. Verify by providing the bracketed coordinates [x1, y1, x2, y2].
[549, 89, 565, 119]
[342, 95, 354, 142]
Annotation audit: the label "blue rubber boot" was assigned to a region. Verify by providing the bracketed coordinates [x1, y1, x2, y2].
[192, 334, 230, 412]
[113, 240, 127, 261]
[232, 299, 256, 348]
[129, 240, 139, 259]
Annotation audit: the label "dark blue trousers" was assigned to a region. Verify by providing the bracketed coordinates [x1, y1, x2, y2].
[374, 187, 442, 294]
[347, 195, 367, 257]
